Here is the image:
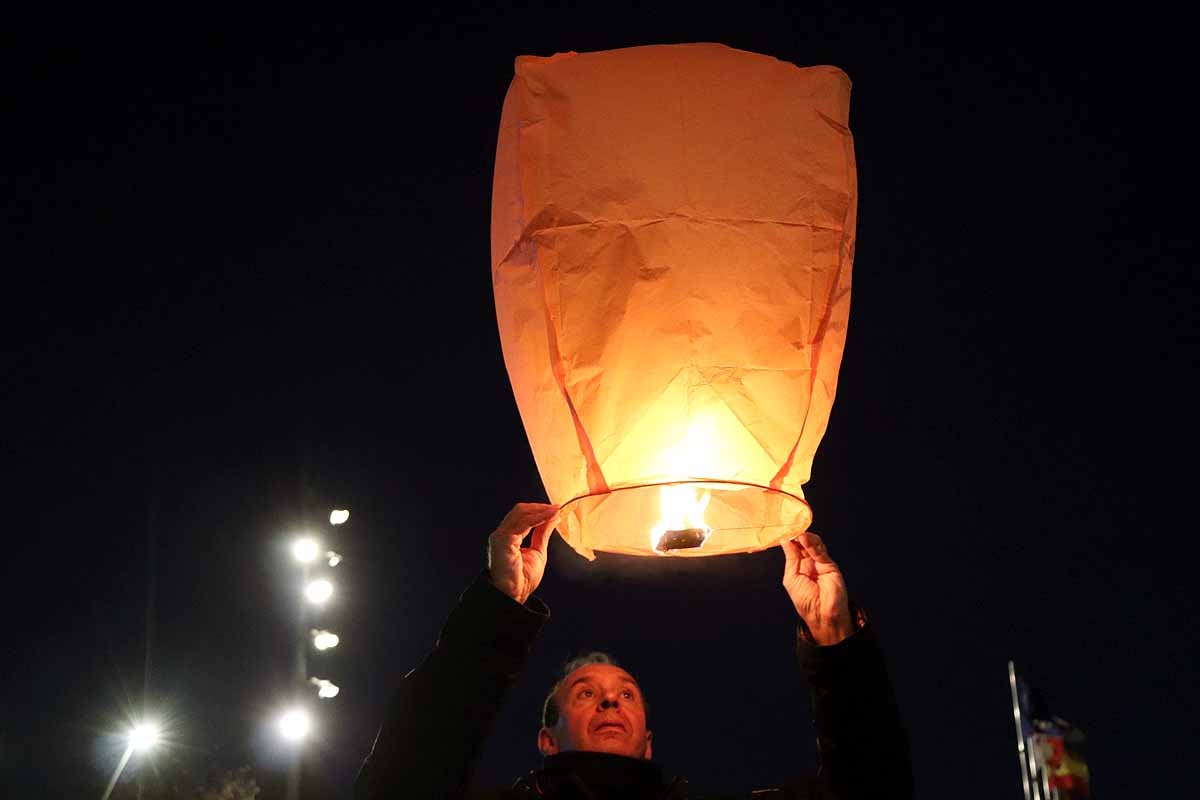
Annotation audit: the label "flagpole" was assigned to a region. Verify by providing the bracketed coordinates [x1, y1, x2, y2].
[1008, 660, 1034, 800]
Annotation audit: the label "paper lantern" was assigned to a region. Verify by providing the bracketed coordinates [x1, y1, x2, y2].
[491, 43, 855, 559]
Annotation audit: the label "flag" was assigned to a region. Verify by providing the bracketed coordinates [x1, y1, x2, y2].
[1010, 662, 1091, 800]
[1031, 715, 1090, 798]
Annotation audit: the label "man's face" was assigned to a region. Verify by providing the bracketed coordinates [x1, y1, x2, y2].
[538, 663, 652, 759]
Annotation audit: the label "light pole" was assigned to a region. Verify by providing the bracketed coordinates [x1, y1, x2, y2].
[100, 722, 160, 800]
[283, 509, 348, 800]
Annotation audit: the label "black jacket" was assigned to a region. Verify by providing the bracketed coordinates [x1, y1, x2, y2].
[355, 574, 912, 799]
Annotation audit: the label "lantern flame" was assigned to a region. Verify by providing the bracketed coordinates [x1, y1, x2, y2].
[647, 417, 722, 553]
[649, 484, 712, 552]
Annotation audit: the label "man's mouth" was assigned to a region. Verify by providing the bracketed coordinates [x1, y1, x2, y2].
[593, 721, 626, 734]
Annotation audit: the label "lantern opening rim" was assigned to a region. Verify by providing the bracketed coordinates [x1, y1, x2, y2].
[556, 478, 807, 512]
[553, 479, 814, 559]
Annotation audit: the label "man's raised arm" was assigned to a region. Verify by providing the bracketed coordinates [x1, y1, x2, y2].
[781, 532, 914, 800]
[354, 503, 559, 799]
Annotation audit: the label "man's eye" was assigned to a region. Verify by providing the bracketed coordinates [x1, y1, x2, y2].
[579, 689, 594, 699]
[621, 690, 634, 700]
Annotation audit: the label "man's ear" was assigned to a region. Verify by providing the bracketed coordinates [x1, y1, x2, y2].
[644, 730, 653, 760]
[538, 726, 559, 756]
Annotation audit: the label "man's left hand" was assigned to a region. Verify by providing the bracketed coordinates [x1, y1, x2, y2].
[780, 531, 853, 646]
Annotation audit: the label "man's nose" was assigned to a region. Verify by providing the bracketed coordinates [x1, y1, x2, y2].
[599, 692, 620, 709]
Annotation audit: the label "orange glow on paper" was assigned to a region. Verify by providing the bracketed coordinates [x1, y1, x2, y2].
[491, 44, 856, 559]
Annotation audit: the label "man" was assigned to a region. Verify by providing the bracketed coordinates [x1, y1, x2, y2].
[356, 503, 912, 798]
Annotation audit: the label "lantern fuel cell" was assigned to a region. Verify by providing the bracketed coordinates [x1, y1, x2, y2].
[655, 527, 712, 553]
[492, 44, 854, 559]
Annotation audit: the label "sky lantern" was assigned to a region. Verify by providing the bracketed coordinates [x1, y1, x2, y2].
[491, 43, 855, 559]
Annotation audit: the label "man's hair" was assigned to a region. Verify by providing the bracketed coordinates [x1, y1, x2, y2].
[541, 652, 650, 728]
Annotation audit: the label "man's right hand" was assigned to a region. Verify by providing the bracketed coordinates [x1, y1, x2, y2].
[487, 503, 559, 605]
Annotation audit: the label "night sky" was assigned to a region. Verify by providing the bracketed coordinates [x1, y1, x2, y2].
[5, 6, 1196, 798]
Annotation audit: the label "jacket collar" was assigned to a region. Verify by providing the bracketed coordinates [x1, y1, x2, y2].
[534, 751, 674, 798]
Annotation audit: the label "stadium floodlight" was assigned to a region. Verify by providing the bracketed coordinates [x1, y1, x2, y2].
[304, 579, 333, 605]
[311, 629, 340, 651]
[291, 537, 320, 563]
[325, 550, 343, 567]
[310, 677, 340, 699]
[278, 708, 311, 742]
[329, 509, 350, 525]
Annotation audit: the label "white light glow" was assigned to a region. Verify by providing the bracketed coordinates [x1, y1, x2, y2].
[326, 550, 343, 567]
[278, 708, 311, 742]
[310, 677, 340, 699]
[128, 722, 161, 752]
[329, 509, 350, 525]
[312, 629, 340, 650]
[304, 579, 333, 605]
[291, 537, 320, 563]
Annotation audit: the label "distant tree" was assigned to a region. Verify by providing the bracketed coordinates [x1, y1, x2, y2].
[197, 766, 259, 800]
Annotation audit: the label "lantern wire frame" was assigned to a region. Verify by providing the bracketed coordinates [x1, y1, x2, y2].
[554, 478, 813, 559]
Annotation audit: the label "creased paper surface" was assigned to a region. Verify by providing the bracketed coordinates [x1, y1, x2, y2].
[492, 43, 855, 559]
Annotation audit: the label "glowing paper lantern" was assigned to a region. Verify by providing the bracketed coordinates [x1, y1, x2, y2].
[492, 44, 855, 559]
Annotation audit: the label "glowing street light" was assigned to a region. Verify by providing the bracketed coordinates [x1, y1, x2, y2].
[129, 722, 161, 752]
[329, 509, 350, 525]
[291, 537, 320, 564]
[278, 708, 312, 742]
[325, 550, 343, 567]
[304, 578, 333, 605]
[310, 677, 340, 699]
[101, 720, 162, 800]
[311, 629, 339, 650]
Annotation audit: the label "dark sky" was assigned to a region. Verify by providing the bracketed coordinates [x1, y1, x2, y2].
[4, 5, 1195, 798]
